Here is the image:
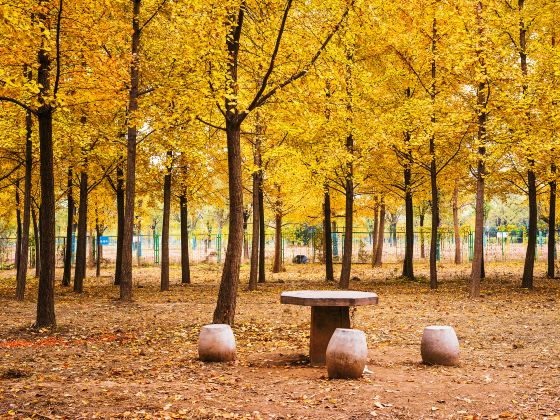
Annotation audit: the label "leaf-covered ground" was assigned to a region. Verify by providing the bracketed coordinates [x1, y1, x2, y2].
[0, 262, 559, 419]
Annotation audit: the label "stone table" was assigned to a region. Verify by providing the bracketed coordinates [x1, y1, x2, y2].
[280, 290, 378, 365]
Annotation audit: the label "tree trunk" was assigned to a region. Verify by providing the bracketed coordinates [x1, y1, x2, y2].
[15, 182, 22, 277]
[120, 0, 141, 302]
[429, 16, 439, 290]
[339, 167, 354, 289]
[180, 194, 191, 284]
[402, 141, 414, 280]
[74, 171, 88, 293]
[470, 0, 487, 299]
[213, 120, 244, 325]
[258, 186, 266, 283]
[160, 151, 172, 292]
[243, 209, 250, 260]
[429, 157, 439, 289]
[324, 188, 334, 281]
[420, 213, 425, 259]
[522, 166, 537, 288]
[32, 205, 40, 279]
[62, 168, 74, 286]
[547, 163, 556, 278]
[248, 172, 260, 290]
[36, 107, 56, 327]
[95, 213, 101, 278]
[453, 179, 462, 264]
[374, 200, 385, 266]
[16, 113, 33, 300]
[371, 201, 379, 268]
[114, 163, 124, 285]
[272, 191, 283, 273]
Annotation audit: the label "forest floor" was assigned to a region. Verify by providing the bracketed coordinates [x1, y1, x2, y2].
[0, 261, 559, 419]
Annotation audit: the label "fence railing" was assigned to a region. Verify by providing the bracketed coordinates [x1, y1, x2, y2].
[0, 229, 557, 269]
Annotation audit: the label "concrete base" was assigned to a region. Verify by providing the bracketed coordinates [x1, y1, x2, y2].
[198, 324, 236, 362]
[310, 306, 350, 365]
[326, 328, 368, 379]
[421, 325, 460, 366]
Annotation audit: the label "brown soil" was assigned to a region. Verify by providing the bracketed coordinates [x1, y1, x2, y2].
[0, 262, 559, 419]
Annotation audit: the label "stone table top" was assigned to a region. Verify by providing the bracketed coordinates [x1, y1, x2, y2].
[280, 290, 379, 307]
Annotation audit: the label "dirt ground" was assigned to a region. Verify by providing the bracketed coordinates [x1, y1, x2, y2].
[0, 262, 559, 419]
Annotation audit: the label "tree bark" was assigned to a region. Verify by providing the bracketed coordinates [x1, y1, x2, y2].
[62, 168, 74, 286]
[180, 194, 191, 284]
[371, 201, 379, 268]
[273, 187, 283, 273]
[374, 200, 385, 266]
[160, 151, 172, 292]
[429, 16, 439, 290]
[73, 171, 88, 293]
[452, 179, 462, 264]
[402, 127, 414, 280]
[419, 213, 425, 259]
[120, 0, 141, 302]
[248, 173, 260, 290]
[32, 205, 40, 279]
[15, 182, 22, 277]
[35, 10, 57, 325]
[258, 185, 266, 283]
[547, 163, 556, 278]
[15, 67, 33, 299]
[114, 163, 124, 285]
[213, 120, 244, 324]
[95, 212, 101, 278]
[324, 187, 334, 281]
[522, 166, 537, 288]
[470, 0, 487, 299]
[16, 111, 33, 300]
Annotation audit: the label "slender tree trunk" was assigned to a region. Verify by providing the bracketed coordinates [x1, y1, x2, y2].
[324, 187, 334, 281]
[429, 16, 439, 290]
[95, 213, 101, 278]
[273, 188, 283, 273]
[16, 113, 33, 300]
[374, 200, 385, 266]
[32, 205, 40, 279]
[243, 209, 250, 260]
[248, 174, 260, 290]
[522, 166, 537, 288]
[547, 163, 556, 278]
[120, 0, 141, 301]
[453, 179, 462, 264]
[470, 0, 487, 298]
[15, 67, 33, 300]
[420, 213, 425, 259]
[371, 201, 379, 268]
[402, 129, 414, 279]
[339, 168, 353, 289]
[258, 186, 266, 283]
[519, 0, 536, 289]
[88, 228, 95, 268]
[15, 182, 22, 275]
[213, 120, 244, 324]
[180, 194, 191, 284]
[74, 171, 88, 293]
[62, 168, 74, 286]
[160, 151, 172, 292]
[114, 163, 124, 285]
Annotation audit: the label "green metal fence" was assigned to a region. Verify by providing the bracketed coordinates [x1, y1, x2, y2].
[0, 228, 557, 269]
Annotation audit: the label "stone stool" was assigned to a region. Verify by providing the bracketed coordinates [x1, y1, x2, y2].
[198, 324, 236, 362]
[326, 328, 368, 379]
[421, 325, 460, 366]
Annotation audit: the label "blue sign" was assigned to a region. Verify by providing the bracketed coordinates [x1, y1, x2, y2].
[99, 236, 110, 246]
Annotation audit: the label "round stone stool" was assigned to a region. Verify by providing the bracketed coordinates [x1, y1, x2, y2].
[421, 325, 460, 366]
[198, 324, 236, 362]
[326, 328, 368, 379]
